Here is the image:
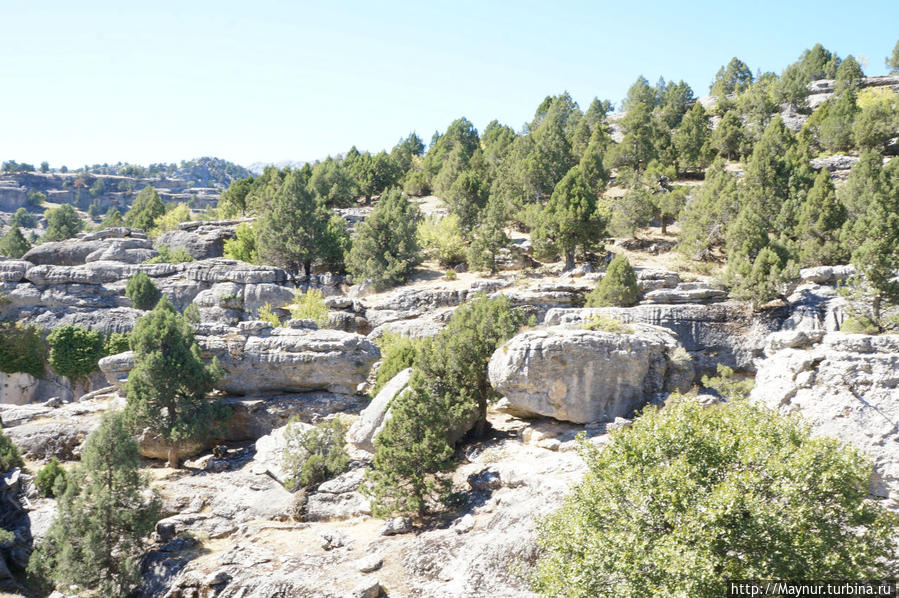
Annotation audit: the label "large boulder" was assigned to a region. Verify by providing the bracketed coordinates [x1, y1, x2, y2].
[347, 368, 413, 452]
[155, 226, 235, 261]
[752, 333, 899, 498]
[0, 372, 39, 405]
[488, 324, 691, 424]
[544, 303, 775, 375]
[101, 326, 380, 396]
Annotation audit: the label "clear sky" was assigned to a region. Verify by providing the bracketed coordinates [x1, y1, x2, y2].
[2, 0, 896, 169]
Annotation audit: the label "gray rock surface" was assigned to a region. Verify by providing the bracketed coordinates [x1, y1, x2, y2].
[752, 332, 899, 498]
[488, 324, 691, 424]
[347, 368, 412, 453]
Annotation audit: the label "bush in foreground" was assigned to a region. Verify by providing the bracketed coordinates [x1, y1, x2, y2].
[125, 271, 161, 310]
[533, 397, 899, 597]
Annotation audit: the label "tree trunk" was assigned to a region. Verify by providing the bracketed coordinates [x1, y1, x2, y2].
[564, 250, 575, 272]
[167, 445, 180, 469]
[873, 294, 882, 324]
[661, 215, 668, 236]
[304, 260, 312, 277]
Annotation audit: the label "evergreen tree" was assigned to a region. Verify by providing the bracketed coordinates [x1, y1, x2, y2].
[125, 271, 161, 310]
[124, 185, 164, 231]
[678, 158, 741, 259]
[853, 89, 899, 151]
[818, 89, 858, 152]
[673, 102, 712, 172]
[308, 157, 355, 208]
[578, 127, 610, 194]
[27, 412, 160, 597]
[98, 207, 125, 230]
[531, 166, 605, 270]
[709, 57, 753, 97]
[0, 225, 30, 258]
[347, 187, 422, 289]
[218, 176, 255, 217]
[467, 194, 509, 274]
[606, 102, 656, 172]
[43, 204, 84, 242]
[445, 168, 488, 231]
[586, 255, 639, 307]
[796, 169, 848, 266]
[47, 325, 105, 381]
[710, 110, 744, 160]
[255, 170, 339, 276]
[888, 40, 899, 74]
[10, 207, 36, 229]
[834, 55, 865, 93]
[125, 296, 223, 467]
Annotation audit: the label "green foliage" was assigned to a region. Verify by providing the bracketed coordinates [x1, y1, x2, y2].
[289, 287, 329, 327]
[0, 322, 46, 378]
[283, 418, 350, 490]
[308, 157, 355, 208]
[677, 158, 740, 259]
[586, 255, 639, 307]
[727, 244, 797, 308]
[533, 398, 899, 597]
[709, 110, 744, 160]
[606, 102, 656, 172]
[366, 295, 526, 515]
[371, 332, 421, 397]
[700, 364, 753, 400]
[217, 176, 255, 217]
[223, 222, 259, 263]
[841, 315, 880, 334]
[10, 207, 36, 229]
[150, 202, 192, 237]
[144, 244, 195, 264]
[888, 39, 899, 73]
[183, 302, 201, 324]
[103, 332, 131, 356]
[347, 187, 422, 289]
[0, 225, 31, 258]
[124, 185, 165, 231]
[43, 204, 84, 242]
[709, 57, 753, 97]
[796, 169, 848, 266]
[466, 194, 509, 274]
[417, 213, 466, 267]
[47, 325, 105, 380]
[98, 207, 124, 230]
[257, 302, 282, 327]
[0, 529, 13, 546]
[35, 457, 68, 498]
[256, 170, 345, 276]
[27, 412, 161, 597]
[582, 315, 633, 334]
[445, 268, 456, 280]
[531, 166, 605, 270]
[852, 88, 899, 151]
[0, 426, 23, 472]
[672, 102, 712, 172]
[125, 296, 224, 467]
[125, 271, 162, 310]
[26, 190, 46, 208]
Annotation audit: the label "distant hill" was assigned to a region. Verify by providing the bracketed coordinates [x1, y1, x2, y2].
[73, 157, 251, 189]
[246, 160, 307, 175]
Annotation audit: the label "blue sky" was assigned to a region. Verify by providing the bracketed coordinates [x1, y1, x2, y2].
[2, 0, 896, 169]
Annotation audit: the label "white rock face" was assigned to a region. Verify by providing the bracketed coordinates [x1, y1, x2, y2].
[488, 325, 691, 423]
[752, 333, 899, 498]
[252, 421, 314, 486]
[347, 368, 412, 452]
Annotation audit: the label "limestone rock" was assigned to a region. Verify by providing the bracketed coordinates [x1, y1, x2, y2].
[0, 259, 32, 282]
[642, 282, 727, 304]
[488, 325, 689, 423]
[347, 368, 412, 453]
[752, 333, 899, 498]
[381, 516, 412, 536]
[0, 372, 39, 405]
[155, 226, 235, 260]
[252, 421, 314, 486]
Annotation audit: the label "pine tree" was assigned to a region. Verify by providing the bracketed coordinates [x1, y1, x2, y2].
[27, 412, 160, 597]
[99, 207, 125, 230]
[710, 110, 744, 160]
[531, 166, 605, 271]
[586, 255, 639, 307]
[125, 296, 223, 467]
[0, 225, 30, 258]
[125, 271, 161, 310]
[467, 194, 509, 274]
[888, 40, 899, 74]
[672, 102, 711, 172]
[124, 185, 164, 231]
[255, 170, 338, 276]
[796, 169, 848, 266]
[43, 204, 84, 242]
[677, 157, 741, 259]
[347, 187, 422, 289]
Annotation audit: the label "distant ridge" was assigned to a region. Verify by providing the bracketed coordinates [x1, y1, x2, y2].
[246, 160, 307, 175]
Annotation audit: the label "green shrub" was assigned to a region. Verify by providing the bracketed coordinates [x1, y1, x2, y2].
[258, 302, 281, 327]
[417, 214, 467, 268]
[223, 222, 258, 263]
[0, 529, 13, 546]
[144, 245, 194, 264]
[0, 322, 47, 377]
[182, 303, 201, 324]
[840, 315, 880, 334]
[533, 398, 899, 597]
[125, 272, 161, 310]
[149, 203, 191, 237]
[35, 457, 68, 498]
[47, 325, 105, 380]
[700, 363, 754, 400]
[0, 426, 23, 472]
[289, 288, 329, 327]
[371, 332, 421, 396]
[582, 315, 633, 334]
[103, 332, 131, 356]
[445, 269, 457, 280]
[283, 418, 350, 490]
[585, 255, 639, 307]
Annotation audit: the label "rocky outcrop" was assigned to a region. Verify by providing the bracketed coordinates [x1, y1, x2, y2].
[155, 222, 239, 260]
[102, 324, 379, 396]
[752, 332, 899, 498]
[347, 368, 412, 452]
[544, 303, 773, 375]
[488, 324, 692, 423]
[22, 228, 148, 266]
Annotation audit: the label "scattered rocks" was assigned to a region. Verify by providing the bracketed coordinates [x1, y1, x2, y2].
[355, 554, 383, 573]
[380, 516, 413, 536]
[320, 529, 349, 550]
